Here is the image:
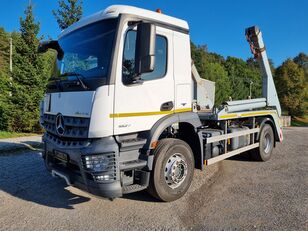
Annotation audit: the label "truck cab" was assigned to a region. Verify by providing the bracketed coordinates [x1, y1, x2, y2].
[40, 5, 282, 201]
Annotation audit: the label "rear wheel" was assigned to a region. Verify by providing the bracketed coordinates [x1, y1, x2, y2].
[148, 138, 194, 202]
[251, 124, 274, 161]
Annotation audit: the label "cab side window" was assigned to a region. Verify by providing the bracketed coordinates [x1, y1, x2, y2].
[122, 30, 167, 83]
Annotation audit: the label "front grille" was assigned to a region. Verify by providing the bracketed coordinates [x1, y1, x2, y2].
[44, 132, 90, 148]
[43, 114, 90, 139]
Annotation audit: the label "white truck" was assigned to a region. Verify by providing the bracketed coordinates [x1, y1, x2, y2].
[38, 5, 283, 201]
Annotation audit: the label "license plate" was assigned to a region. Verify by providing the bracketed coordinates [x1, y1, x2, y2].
[54, 150, 69, 163]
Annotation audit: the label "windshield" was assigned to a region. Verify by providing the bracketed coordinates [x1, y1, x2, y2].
[48, 18, 118, 92]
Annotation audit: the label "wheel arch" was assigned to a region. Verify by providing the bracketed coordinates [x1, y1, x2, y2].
[178, 122, 203, 170]
[145, 112, 203, 170]
[256, 116, 279, 143]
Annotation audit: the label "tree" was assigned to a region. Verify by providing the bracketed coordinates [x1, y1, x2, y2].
[293, 52, 308, 114]
[191, 42, 262, 105]
[0, 28, 10, 71]
[0, 28, 13, 131]
[275, 59, 305, 116]
[53, 0, 83, 30]
[20, 5, 40, 52]
[246, 57, 276, 76]
[203, 62, 231, 105]
[191, 43, 231, 105]
[293, 53, 308, 69]
[293, 52, 308, 84]
[0, 70, 11, 130]
[8, 5, 54, 132]
[224, 57, 262, 100]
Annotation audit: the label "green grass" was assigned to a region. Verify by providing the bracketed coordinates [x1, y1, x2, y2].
[291, 115, 308, 127]
[0, 131, 40, 139]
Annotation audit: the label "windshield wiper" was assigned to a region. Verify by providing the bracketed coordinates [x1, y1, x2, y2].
[47, 76, 63, 92]
[60, 72, 89, 90]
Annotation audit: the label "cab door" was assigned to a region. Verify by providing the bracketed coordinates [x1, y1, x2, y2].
[113, 24, 174, 135]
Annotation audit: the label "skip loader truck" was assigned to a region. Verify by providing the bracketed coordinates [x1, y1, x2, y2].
[38, 5, 283, 202]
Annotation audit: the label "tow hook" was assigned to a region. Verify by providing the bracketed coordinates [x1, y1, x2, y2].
[51, 170, 71, 186]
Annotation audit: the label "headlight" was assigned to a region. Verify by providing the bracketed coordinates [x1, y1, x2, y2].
[82, 154, 111, 172]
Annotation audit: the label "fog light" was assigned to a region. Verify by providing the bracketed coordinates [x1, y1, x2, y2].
[95, 175, 111, 181]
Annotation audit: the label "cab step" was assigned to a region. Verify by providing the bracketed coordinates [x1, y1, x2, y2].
[117, 136, 147, 151]
[123, 184, 148, 194]
[120, 159, 147, 171]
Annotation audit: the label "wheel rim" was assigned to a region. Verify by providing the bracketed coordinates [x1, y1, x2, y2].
[164, 153, 188, 189]
[263, 133, 272, 153]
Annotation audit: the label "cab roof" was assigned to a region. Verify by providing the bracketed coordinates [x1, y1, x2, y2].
[59, 5, 189, 38]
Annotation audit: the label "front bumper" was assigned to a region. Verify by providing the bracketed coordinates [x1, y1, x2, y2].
[43, 135, 122, 199]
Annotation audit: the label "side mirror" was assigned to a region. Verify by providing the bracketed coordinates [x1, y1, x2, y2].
[38, 40, 64, 60]
[134, 23, 156, 79]
[37, 41, 49, 53]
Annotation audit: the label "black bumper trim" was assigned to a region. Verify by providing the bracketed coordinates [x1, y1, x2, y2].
[44, 136, 123, 199]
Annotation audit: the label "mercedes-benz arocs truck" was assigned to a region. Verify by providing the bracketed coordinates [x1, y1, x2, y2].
[38, 5, 283, 202]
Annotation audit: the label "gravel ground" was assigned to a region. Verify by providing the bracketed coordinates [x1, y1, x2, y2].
[0, 127, 307, 231]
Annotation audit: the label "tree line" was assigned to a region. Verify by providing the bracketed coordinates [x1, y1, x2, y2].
[192, 44, 307, 115]
[0, 0, 306, 133]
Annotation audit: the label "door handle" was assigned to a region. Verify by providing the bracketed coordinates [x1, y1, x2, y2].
[160, 101, 174, 111]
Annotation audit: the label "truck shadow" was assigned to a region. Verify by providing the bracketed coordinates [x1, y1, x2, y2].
[227, 151, 258, 162]
[123, 190, 160, 202]
[0, 151, 90, 209]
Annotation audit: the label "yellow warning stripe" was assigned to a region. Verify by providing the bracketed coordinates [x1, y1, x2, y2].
[241, 111, 275, 117]
[110, 108, 192, 118]
[219, 114, 238, 119]
[219, 111, 277, 120]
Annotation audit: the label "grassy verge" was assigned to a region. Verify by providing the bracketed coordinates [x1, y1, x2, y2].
[291, 115, 308, 127]
[0, 131, 40, 139]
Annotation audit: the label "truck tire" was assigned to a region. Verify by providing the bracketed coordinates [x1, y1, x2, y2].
[148, 138, 194, 202]
[251, 124, 274, 161]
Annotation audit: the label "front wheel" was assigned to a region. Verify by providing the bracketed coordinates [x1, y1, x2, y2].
[251, 124, 274, 161]
[148, 138, 194, 202]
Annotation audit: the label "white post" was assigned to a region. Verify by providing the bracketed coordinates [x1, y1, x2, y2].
[9, 37, 12, 73]
[249, 81, 253, 99]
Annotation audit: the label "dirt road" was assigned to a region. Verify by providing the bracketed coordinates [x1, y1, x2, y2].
[0, 127, 307, 231]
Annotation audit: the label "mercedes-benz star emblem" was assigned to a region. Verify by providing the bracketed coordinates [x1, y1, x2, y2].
[55, 113, 65, 136]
